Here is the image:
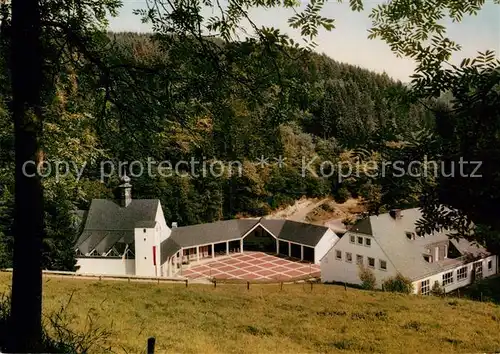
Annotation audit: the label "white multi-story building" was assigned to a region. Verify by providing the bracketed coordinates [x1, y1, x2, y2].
[321, 208, 497, 294]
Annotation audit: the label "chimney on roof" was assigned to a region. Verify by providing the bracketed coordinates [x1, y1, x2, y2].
[389, 209, 402, 219]
[119, 175, 132, 208]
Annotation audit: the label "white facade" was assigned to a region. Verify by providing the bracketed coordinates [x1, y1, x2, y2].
[321, 230, 498, 294]
[134, 225, 161, 277]
[321, 232, 396, 287]
[76, 200, 172, 278]
[314, 229, 340, 264]
[76, 258, 135, 276]
[412, 255, 498, 294]
[76, 224, 165, 278]
[156, 203, 171, 243]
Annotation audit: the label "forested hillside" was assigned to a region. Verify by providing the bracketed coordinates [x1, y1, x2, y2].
[0, 32, 433, 269]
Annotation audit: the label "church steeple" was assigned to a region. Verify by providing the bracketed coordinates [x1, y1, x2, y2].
[119, 175, 132, 208]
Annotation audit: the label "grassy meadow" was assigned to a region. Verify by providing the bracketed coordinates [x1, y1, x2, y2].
[1, 273, 500, 353]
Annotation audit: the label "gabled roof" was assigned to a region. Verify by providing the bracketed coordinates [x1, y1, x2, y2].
[160, 237, 181, 264]
[348, 208, 490, 280]
[350, 217, 372, 235]
[135, 221, 157, 228]
[75, 199, 160, 255]
[159, 219, 260, 263]
[260, 219, 330, 247]
[159, 218, 332, 262]
[450, 238, 489, 258]
[83, 199, 159, 230]
[169, 219, 260, 248]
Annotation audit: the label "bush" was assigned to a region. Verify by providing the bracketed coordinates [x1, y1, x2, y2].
[382, 273, 414, 294]
[333, 187, 351, 204]
[358, 265, 377, 290]
[342, 216, 356, 226]
[431, 281, 445, 296]
[461, 277, 500, 303]
[320, 201, 335, 213]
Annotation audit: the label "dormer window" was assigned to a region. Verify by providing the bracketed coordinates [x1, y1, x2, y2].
[424, 255, 433, 263]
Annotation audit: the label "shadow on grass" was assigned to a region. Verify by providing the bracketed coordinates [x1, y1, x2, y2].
[448, 276, 500, 304]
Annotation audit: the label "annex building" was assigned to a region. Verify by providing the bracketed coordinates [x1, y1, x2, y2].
[320, 208, 498, 294]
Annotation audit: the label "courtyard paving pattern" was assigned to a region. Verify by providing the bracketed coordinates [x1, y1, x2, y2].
[182, 252, 320, 281]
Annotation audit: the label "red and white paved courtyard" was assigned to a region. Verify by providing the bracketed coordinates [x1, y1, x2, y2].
[181, 252, 320, 281]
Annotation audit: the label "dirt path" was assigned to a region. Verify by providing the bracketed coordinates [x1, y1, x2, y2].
[287, 198, 329, 222]
[259, 197, 365, 231]
[263, 197, 328, 222]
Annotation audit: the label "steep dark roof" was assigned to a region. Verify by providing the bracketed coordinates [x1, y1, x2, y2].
[158, 219, 332, 260]
[135, 221, 157, 228]
[450, 238, 490, 258]
[77, 230, 133, 255]
[75, 210, 88, 225]
[350, 217, 372, 235]
[260, 219, 329, 247]
[346, 208, 490, 280]
[169, 219, 260, 248]
[83, 199, 159, 230]
[75, 199, 159, 254]
[160, 238, 181, 264]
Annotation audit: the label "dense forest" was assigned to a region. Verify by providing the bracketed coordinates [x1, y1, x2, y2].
[0, 32, 434, 270]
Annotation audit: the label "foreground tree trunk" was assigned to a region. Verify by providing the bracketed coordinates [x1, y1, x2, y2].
[8, 0, 44, 351]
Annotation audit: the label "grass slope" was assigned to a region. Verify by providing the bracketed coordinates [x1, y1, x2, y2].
[1, 273, 500, 353]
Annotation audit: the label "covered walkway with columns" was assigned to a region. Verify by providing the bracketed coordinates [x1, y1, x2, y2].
[160, 218, 338, 277]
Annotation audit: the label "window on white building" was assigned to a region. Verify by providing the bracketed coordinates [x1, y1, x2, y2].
[442, 271, 454, 286]
[421, 279, 430, 295]
[350, 235, 355, 244]
[335, 250, 342, 260]
[357, 236, 363, 245]
[365, 238, 371, 247]
[346, 252, 352, 263]
[457, 266, 467, 281]
[380, 260, 387, 270]
[356, 254, 363, 265]
[488, 260, 492, 270]
[368, 257, 375, 268]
